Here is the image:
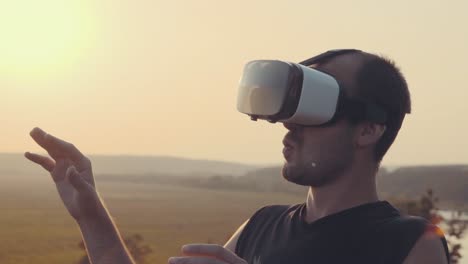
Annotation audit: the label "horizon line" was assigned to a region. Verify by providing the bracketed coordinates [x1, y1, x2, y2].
[1, 152, 467, 169]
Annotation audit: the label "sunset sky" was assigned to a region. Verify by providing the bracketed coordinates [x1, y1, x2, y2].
[1, 0, 467, 166]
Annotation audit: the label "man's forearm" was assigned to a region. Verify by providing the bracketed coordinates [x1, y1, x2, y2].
[77, 201, 135, 264]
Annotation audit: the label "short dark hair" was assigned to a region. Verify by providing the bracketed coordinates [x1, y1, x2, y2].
[353, 54, 411, 163]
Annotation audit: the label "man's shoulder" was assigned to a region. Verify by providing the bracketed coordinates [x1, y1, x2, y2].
[373, 214, 431, 246]
[248, 203, 303, 223]
[374, 214, 449, 263]
[235, 204, 304, 260]
[403, 229, 449, 264]
[253, 203, 303, 215]
[381, 214, 429, 230]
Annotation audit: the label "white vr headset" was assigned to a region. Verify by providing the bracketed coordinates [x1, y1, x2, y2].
[236, 49, 387, 126]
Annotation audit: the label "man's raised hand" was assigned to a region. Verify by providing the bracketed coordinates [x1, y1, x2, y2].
[25, 127, 100, 220]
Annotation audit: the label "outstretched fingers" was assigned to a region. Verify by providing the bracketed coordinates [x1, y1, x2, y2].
[24, 152, 55, 172]
[29, 127, 91, 171]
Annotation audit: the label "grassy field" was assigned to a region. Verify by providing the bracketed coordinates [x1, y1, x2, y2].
[3, 173, 467, 264]
[0, 173, 305, 264]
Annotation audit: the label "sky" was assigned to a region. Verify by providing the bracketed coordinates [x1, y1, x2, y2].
[1, 0, 467, 167]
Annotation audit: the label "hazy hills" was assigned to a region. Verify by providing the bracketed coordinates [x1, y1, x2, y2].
[237, 165, 468, 209]
[99, 164, 468, 210]
[238, 165, 468, 209]
[0, 153, 260, 177]
[377, 165, 468, 208]
[1, 152, 467, 209]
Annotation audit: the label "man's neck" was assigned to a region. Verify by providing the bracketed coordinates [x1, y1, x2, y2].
[303, 162, 380, 224]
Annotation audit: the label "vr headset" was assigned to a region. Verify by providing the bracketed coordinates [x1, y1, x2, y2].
[236, 49, 387, 126]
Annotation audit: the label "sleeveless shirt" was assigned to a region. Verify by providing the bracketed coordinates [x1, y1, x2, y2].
[235, 201, 449, 264]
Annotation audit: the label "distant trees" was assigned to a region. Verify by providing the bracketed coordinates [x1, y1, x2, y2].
[77, 234, 153, 264]
[393, 189, 468, 264]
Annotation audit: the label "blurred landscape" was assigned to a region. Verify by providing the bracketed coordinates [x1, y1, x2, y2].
[2, 0, 467, 263]
[0, 153, 467, 263]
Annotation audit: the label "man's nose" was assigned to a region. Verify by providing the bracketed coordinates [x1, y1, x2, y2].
[283, 122, 300, 131]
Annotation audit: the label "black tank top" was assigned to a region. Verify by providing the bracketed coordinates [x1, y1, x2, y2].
[235, 201, 449, 264]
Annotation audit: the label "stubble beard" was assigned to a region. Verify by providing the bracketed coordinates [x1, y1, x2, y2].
[282, 151, 353, 188]
[282, 162, 331, 187]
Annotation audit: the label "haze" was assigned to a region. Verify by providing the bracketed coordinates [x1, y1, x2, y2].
[1, 0, 467, 167]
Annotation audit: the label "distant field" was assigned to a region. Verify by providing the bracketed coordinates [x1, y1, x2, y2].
[0, 173, 304, 264]
[2, 173, 467, 264]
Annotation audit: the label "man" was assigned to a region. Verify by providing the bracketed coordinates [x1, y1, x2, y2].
[25, 49, 449, 264]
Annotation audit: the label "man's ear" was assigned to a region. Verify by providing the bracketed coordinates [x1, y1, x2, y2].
[355, 122, 386, 148]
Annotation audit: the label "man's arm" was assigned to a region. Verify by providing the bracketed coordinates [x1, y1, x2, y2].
[75, 197, 135, 264]
[402, 230, 449, 264]
[25, 127, 135, 264]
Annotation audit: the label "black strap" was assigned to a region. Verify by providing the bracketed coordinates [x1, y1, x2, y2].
[299, 49, 388, 125]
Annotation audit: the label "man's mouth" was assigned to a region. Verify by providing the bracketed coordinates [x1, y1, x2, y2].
[282, 134, 295, 161]
[282, 146, 294, 161]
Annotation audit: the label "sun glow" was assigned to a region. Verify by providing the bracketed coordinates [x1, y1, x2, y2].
[0, 0, 97, 78]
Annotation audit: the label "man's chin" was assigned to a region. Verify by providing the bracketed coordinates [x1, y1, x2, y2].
[282, 162, 327, 187]
[282, 163, 306, 185]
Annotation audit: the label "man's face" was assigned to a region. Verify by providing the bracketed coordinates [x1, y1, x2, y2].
[281, 54, 363, 187]
[281, 119, 357, 187]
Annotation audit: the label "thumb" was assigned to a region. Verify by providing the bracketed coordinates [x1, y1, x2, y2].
[67, 166, 93, 193]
